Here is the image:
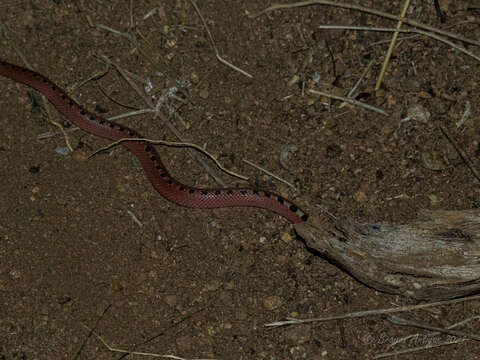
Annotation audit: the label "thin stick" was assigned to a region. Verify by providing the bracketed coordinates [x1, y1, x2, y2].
[439, 125, 480, 183]
[339, 58, 374, 108]
[89, 137, 249, 181]
[190, 0, 253, 78]
[0, 20, 74, 152]
[96, 24, 140, 49]
[389, 315, 480, 341]
[375, 0, 412, 90]
[37, 127, 82, 140]
[309, 89, 387, 115]
[247, 1, 480, 47]
[456, 100, 471, 128]
[315, 26, 480, 62]
[127, 209, 144, 227]
[374, 338, 467, 359]
[113, 59, 228, 186]
[82, 325, 217, 360]
[37, 109, 155, 139]
[243, 159, 296, 189]
[264, 293, 480, 327]
[391, 315, 480, 347]
[69, 62, 110, 93]
[101, 57, 228, 187]
[107, 108, 158, 121]
[374, 315, 480, 358]
[73, 305, 111, 360]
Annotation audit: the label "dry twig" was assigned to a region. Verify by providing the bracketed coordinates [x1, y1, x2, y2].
[247, 1, 480, 47]
[100, 57, 229, 187]
[374, 316, 480, 359]
[309, 89, 387, 115]
[440, 125, 480, 183]
[90, 137, 249, 181]
[190, 0, 252, 78]
[243, 159, 296, 189]
[82, 325, 217, 360]
[375, 0, 412, 90]
[316, 25, 480, 62]
[389, 315, 480, 341]
[0, 20, 74, 152]
[265, 294, 480, 328]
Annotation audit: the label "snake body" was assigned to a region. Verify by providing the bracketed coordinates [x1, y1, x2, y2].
[0, 60, 308, 223]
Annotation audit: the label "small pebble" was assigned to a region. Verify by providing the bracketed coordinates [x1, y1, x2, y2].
[354, 190, 368, 203]
[407, 104, 431, 123]
[263, 295, 282, 310]
[55, 146, 70, 156]
[198, 88, 209, 99]
[164, 294, 177, 307]
[281, 232, 294, 243]
[111, 279, 123, 292]
[72, 149, 88, 162]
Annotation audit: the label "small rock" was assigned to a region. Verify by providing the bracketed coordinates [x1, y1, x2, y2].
[285, 325, 311, 344]
[407, 104, 431, 123]
[354, 190, 368, 203]
[198, 88, 209, 99]
[9, 269, 22, 279]
[111, 279, 123, 292]
[281, 232, 294, 243]
[263, 295, 282, 310]
[164, 294, 177, 307]
[190, 71, 199, 84]
[55, 146, 70, 156]
[204, 279, 222, 292]
[72, 149, 88, 162]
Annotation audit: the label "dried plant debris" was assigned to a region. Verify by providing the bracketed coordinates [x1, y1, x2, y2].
[296, 209, 480, 300]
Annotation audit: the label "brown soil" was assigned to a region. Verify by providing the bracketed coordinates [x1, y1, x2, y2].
[1, 1, 480, 359]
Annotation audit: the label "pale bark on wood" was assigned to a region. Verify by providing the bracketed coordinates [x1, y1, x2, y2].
[295, 209, 480, 300]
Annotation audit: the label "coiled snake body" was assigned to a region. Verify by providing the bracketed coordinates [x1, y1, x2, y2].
[0, 60, 308, 223]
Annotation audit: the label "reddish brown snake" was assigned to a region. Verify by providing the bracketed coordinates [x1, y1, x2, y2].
[0, 60, 308, 223]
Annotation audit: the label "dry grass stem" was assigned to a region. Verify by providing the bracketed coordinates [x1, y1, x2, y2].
[37, 109, 154, 139]
[456, 100, 471, 128]
[96, 24, 140, 49]
[107, 108, 158, 121]
[37, 127, 82, 140]
[243, 159, 296, 189]
[375, 0, 412, 90]
[0, 20, 74, 152]
[247, 1, 480, 47]
[264, 294, 480, 328]
[69, 62, 110, 93]
[89, 137, 249, 181]
[374, 316, 480, 358]
[440, 125, 480, 183]
[127, 209, 144, 227]
[316, 25, 480, 62]
[73, 305, 111, 360]
[309, 89, 388, 115]
[340, 58, 374, 108]
[391, 315, 480, 347]
[82, 325, 216, 360]
[190, 0, 252, 78]
[101, 57, 228, 187]
[389, 315, 480, 341]
[107, 58, 154, 108]
[374, 338, 468, 359]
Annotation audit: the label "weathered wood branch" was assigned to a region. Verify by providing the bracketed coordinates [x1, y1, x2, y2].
[295, 210, 480, 300]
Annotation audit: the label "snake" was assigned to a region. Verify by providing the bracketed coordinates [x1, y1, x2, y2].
[0, 60, 308, 223]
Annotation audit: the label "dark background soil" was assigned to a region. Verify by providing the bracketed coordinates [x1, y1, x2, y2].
[1, 1, 480, 359]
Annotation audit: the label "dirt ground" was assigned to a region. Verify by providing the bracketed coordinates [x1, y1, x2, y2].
[1, 1, 480, 359]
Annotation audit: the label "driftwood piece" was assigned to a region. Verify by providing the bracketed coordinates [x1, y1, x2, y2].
[295, 209, 480, 300]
